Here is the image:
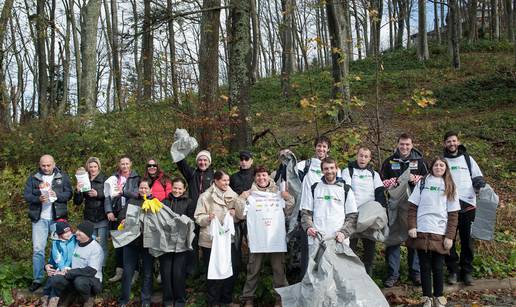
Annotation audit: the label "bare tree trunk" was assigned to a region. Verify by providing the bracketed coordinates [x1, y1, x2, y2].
[167, 0, 179, 104]
[0, 0, 15, 129]
[441, 0, 447, 40]
[280, 0, 294, 98]
[449, 0, 461, 68]
[321, 3, 331, 65]
[388, 0, 394, 49]
[468, 0, 478, 42]
[9, 16, 23, 123]
[229, 0, 252, 150]
[36, 0, 49, 118]
[434, 0, 441, 43]
[326, 0, 351, 122]
[490, 0, 500, 39]
[369, 0, 383, 56]
[198, 0, 221, 148]
[105, 0, 122, 110]
[396, 0, 407, 48]
[417, 0, 429, 60]
[58, 12, 71, 115]
[142, 0, 153, 102]
[352, 0, 363, 59]
[78, 0, 101, 114]
[250, 0, 260, 83]
[406, 0, 413, 48]
[48, 0, 57, 113]
[506, 0, 515, 41]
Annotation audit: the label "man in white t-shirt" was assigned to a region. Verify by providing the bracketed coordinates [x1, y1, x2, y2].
[301, 157, 358, 251]
[23, 155, 72, 292]
[442, 131, 486, 285]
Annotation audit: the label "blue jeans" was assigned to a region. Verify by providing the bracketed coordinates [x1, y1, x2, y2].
[119, 240, 154, 304]
[386, 245, 420, 280]
[92, 227, 108, 266]
[32, 219, 56, 283]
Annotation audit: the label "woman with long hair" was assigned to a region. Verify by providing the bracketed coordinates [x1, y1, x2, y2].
[407, 157, 460, 307]
[142, 158, 172, 201]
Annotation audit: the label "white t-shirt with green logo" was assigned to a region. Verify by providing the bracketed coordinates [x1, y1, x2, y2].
[342, 167, 383, 207]
[444, 155, 483, 206]
[408, 175, 460, 235]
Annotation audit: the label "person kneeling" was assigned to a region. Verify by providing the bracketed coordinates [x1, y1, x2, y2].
[44, 221, 104, 307]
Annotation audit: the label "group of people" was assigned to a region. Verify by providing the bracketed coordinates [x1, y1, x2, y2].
[23, 130, 486, 307]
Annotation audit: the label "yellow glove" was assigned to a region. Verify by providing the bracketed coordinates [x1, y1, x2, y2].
[117, 223, 124, 231]
[142, 195, 163, 213]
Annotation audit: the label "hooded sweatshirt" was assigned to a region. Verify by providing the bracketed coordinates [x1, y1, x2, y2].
[380, 148, 428, 190]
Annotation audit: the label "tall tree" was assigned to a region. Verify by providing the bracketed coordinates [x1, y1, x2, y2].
[198, 0, 221, 148]
[467, 0, 478, 42]
[167, 0, 179, 105]
[369, 0, 383, 56]
[280, 0, 294, 98]
[434, 0, 441, 43]
[506, 0, 515, 42]
[417, 0, 429, 60]
[228, 0, 252, 150]
[490, 0, 500, 39]
[395, 0, 407, 48]
[78, 0, 101, 114]
[142, 0, 154, 102]
[326, 0, 351, 122]
[448, 0, 461, 68]
[0, 0, 15, 129]
[36, 0, 49, 118]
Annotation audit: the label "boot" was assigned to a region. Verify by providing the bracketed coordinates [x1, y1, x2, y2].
[47, 297, 60, 307]
[40, 295, 49, 307]
[83, 297, 95, 307]
[108, 267, 123, 282]
[131, 270, 139, 285]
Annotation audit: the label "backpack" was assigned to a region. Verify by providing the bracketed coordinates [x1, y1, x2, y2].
[463, 152, 473, 178]
[298, 158, 312, 182]
[348, 165, 375, 180]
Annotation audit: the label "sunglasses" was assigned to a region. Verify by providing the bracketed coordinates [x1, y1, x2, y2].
[147, 164, 158, 168]
[240, 157, 250, 161]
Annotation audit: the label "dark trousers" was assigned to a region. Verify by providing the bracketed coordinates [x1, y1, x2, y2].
[159, 251, 188, 307]
[350, 238, 376, 276]
[202, 245, 238, 305]
[119, 241, 154, 304]
[46, 274, 101, 302]
[446, 208, 476, 276]
[418, 249, 445, 297]
[115, 247, 123, 268]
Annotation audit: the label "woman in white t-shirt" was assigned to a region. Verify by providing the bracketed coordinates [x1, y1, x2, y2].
[407, 158, 460, 307]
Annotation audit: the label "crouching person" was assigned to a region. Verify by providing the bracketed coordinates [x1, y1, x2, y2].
[236, 166, 294, 307]
[44, 221, 103, 307]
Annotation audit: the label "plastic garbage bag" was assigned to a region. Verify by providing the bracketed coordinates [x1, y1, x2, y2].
[471, 184, 499, 241]
[276, 235, 389, 307]
[384, 169, 411, 247]
[170, 128, 198, 163]
[351, 201, 389, 242]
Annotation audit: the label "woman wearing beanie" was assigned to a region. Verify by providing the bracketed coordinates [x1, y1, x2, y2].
[407, 158, 460, 307]
[73, 157, 108, 265]
[194, 170, 239, 307]
[142, 158, 172, 201]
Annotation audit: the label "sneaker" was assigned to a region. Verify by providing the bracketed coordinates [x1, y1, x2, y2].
[421, 296, 433, 307]
[434, 296, 447, 307]
[108, 267, 123, 282]
[28, 282, 42, 292]
[447, 272, 458, 285]
[47, 297, 60, 307]
[463, 273, 473, 286]
[384, 276, 398, 288]
[40, 295, 49, 307]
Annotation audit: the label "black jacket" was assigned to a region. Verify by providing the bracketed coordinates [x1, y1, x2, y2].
[163, 193, 195, 219]
[176, 159, 213, 203]
[230, 168, 255, 195]
[104, 171, 140, 220]
[73, 173, 107, 223]
[23, 167, 73, 222]
[380, 148, 428, 188]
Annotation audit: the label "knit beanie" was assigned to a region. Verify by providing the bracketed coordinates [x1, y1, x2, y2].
[55, 220, 71, 235]
[77, 221, 94, 239]
[196, 150, 212, 164]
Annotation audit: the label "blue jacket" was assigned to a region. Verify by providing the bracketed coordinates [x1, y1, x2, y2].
[23, 167, 73, 222]
[48, 233, 77, 271]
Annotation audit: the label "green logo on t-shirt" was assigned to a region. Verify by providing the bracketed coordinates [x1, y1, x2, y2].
[451, 166, 459, 171]
[324, 195, 331, 200]
[311, 169, 322, 175]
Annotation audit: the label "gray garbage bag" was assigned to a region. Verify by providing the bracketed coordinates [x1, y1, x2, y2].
[170, 128, 199, 163]
[352, 201, 389, 242]
[384, 169, 411, 247]
[471, 184, 499, 241]
[277, 150, 303, 236]
[111, 204, 142, 248]
[276, 238, 389, 307]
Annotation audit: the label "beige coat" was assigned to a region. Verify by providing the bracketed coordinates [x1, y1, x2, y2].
[194, 184, 238, 248]
[235, 179, 295, 220]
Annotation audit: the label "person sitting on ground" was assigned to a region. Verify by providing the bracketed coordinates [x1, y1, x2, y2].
[43, 221, 103, 307]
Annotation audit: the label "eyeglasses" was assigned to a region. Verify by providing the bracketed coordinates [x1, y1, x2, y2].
[147, 164, 158, 168]
[240, 157, 250, 161]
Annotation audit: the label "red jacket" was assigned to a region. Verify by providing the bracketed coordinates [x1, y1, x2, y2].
[150, 173, 172, 201]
